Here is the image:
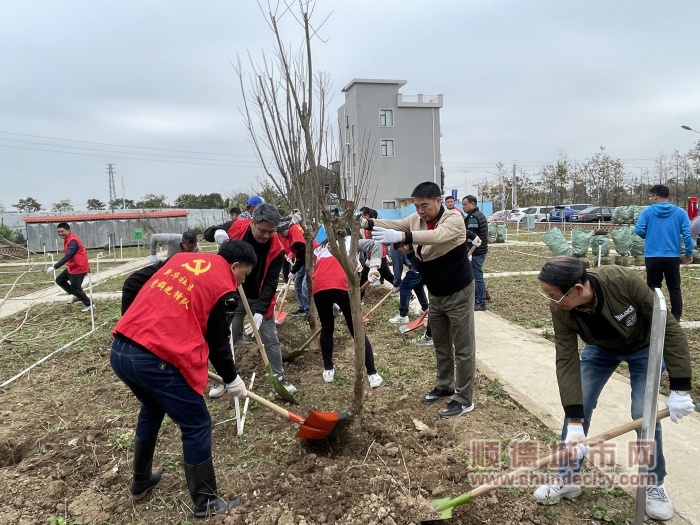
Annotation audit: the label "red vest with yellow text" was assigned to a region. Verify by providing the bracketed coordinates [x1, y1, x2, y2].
[227, 219, 285, 318]
[64, 232, 90, 274]
[113, 252, 236, 394]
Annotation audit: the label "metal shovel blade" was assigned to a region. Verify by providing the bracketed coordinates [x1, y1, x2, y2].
[274, 311, 288, 324]
[296, 410, 351, 440]
[400, 309, 429, 334]
[265, 363, 298, 405]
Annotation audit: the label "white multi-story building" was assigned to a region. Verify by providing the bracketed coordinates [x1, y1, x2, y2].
[338, 79, 443, 210]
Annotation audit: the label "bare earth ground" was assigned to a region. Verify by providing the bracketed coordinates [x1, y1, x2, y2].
[2, 246, 694, 524]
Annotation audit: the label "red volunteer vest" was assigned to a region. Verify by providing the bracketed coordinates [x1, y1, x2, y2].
[227, 219, 285, 318]
[284, 224, 306, 259]
[113, 252, 236, 394]
[64, 232, 90, 274]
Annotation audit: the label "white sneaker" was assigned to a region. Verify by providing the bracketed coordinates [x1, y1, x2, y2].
[533, 478, 581, 505]
[81, 304, 94, 313]
[332, 304, 341, 317]
[368, 373, 384, 388]
[209, 383, 226, 398]
[322, 368, 335, 383]
[415, 335, 433, 346]
[277, 375, 297, 394]
[389, 314, 409, 324]
[67, 295, 76, 304]
[646, 485, 674, 521]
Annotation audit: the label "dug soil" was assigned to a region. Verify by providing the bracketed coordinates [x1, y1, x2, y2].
[0, 287, 637, 524]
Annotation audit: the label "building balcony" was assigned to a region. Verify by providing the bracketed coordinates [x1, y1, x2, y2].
[396, 93, 443, 108]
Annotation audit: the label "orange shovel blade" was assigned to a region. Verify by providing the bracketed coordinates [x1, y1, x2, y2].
[295, 410, 351, 440]
[274, 311, 288, 324]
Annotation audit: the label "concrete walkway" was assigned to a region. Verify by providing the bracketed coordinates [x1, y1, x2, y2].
[0, 258, 149, 319]
[475, 311, 699, 525]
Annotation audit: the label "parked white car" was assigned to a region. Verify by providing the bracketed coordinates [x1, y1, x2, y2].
[506, 208, 530, 223]
[523, 205, 555, 222]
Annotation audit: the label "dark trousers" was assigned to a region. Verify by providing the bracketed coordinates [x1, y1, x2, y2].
[313, 289, 377, 375]
[645, 257, 682, 320]
[55, 270, 91, 306]
[110, 338, 212, 465]
[379, 257, 394, 284]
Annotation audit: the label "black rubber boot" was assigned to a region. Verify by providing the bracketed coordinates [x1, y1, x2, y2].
[130, 437, 162, 500]
[184, 457, 242, 519]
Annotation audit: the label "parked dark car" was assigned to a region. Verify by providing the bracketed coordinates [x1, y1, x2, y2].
[569, 206, 616, 222]
[549, 203, 593, 222]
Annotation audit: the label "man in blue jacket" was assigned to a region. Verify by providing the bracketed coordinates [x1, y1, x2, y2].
[634, 184, 694, 321]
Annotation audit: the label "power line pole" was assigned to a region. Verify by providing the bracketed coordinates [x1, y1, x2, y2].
[107, 163, 117, 213]
[511, 161, 517, 208]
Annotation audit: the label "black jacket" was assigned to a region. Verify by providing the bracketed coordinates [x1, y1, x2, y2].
[465, 208, 488, 256]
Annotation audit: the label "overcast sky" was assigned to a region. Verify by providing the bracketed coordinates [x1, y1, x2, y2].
[2, 0, 700, 211]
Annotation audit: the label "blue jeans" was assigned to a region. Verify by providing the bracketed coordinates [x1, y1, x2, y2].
[470, 254, 486, 304]
[110, 338, 212, 465]
[399, 271, 428, 317]
[294, 264, 309, 312]
[389, 245, 403, 288]
[558, 344, 666, 485]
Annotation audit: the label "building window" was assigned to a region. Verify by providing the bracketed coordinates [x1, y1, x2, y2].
[380, 139, 395, 157]
[379, 109, 393, 127]
[382, 200, 396, 210]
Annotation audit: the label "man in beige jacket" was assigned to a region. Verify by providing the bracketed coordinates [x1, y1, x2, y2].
[364, 182, 476, 418]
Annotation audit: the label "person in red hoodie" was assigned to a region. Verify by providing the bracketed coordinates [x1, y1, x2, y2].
[110, 240, 256, 519]
[46, 222, 93, 312]
[313, 231, 384, 387]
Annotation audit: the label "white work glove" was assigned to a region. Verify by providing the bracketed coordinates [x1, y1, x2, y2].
[149, 255, 158, 263]
[371, 227, 403, 244]
[46, 266, 55, 273]
[359, 216, 369, 229]
[564, 423, 588, 461]
[225, 375, 247, 397]
[667, 390, 695, 423]
[244, 313, 265, 336]
[368, 268, 381, 285]
[214, 229, 229, 245]
[472, 235, 482, 247]
[468, 254, 472, 262]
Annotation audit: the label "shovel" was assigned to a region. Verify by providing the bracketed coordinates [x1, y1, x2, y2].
[283, 327, 321, 361]
[362, 288, 394, 323]
[283, 281, 371, 361]
[424, 404, 700, 522]
[238, 287, 298, 405]
[400, 308, 429, 334]
[274, 276, 293, 324]
[208, 371, 350, 439]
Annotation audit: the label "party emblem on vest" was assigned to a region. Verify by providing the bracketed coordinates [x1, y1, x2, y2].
[626, 312, 637, 327]
[181, 259, 212, 276]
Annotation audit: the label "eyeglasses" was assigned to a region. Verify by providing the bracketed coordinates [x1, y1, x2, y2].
[539, 286, 573, 304]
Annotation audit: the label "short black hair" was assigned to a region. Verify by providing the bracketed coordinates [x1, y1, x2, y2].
[181, 231, 198, 244]
[360, 206, 372, 216]
[252, 202, 281, 226]
[411, 182, 441, 199]
[445, 195, 455, 202]
[649, 184, 670, 198]
[229, 206, 241, 215]
[538, 256, 588, 294]
[218, 239, 258, 266]
[57, 222, 70, 230]
[369, 209, 378, 219]
[464, 195, 477, 205]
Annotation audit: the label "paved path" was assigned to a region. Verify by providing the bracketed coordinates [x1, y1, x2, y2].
[0, 258, 150, 319]
[475, 311, 699, 525]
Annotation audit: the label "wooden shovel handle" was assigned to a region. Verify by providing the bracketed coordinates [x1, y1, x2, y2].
[207, 371, 303, 424]
[238, 287, 270, 367]
[363, 289, 394, 320]
[275, 276, 293, 314]
[469, 407, 674, 500]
